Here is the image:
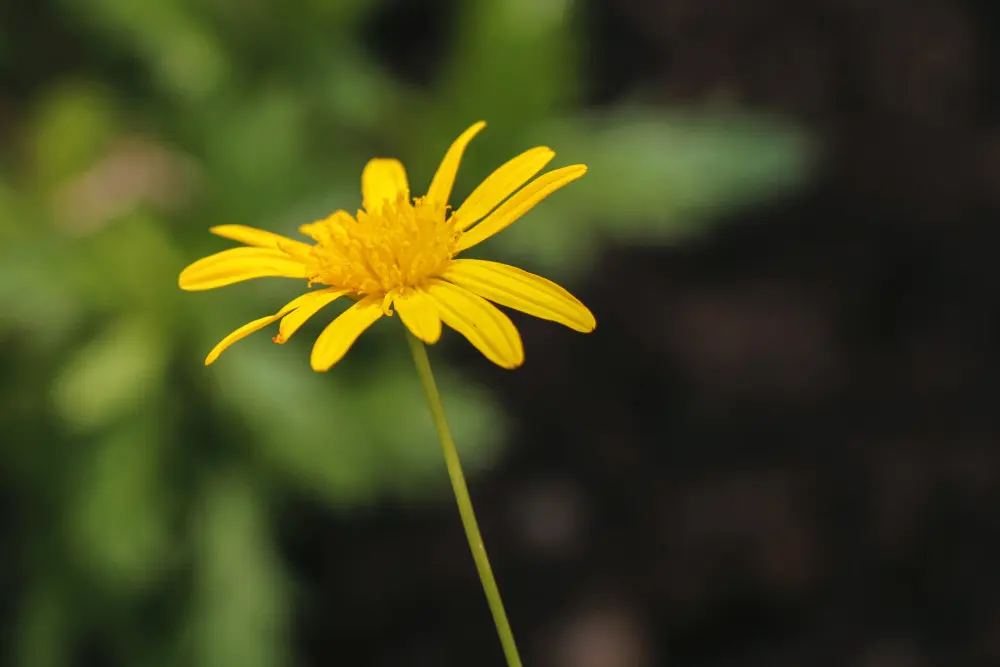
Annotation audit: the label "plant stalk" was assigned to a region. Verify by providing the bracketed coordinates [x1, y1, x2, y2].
[406, 332, 523, 667]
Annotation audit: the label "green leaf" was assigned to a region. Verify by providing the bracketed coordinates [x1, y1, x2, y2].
[471, 107, 816, 276]
[52, 316, 167, 431]
[65, 0, 229, 100]
[28, 81, 116, 189]
[191, 475, 288, 667]
[0, 248, 83, 348]
[12, 583, 71, 667]
[549, 109, 815, 223]
[66, 418, 171, 593]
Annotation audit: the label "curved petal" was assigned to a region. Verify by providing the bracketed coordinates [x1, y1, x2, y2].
[362, 158, 409, 213]
[455, 164, 587, 253]
[426, 121, 486, 209]
[299, 211, 355, 244]
[210, 225, 313, 257]
[205, 314, 284, 365]
[451, 146, 554, 231]
[424, 280, 523, 369]
[204, 290, 314, 365]
[442, 259, 595, 333]
[274, 288, 348, 343]
[179, 248, 311, 291]
[394, 289, 441, 344]
[310, 296, 384, 371]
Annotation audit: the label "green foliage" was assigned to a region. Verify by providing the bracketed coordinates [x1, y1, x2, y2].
[0, 0, 815, 665]
[479, 109, 814, 274]
[192, 475, 289, 667]
[28, 82, 118, 189]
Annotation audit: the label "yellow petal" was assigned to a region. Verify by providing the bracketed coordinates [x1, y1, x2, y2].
[426, 121, 486, 209]
[203, 291, 310, 365]
[362, 158, 409, 213]
[205, 314, 284, 365]
[455, 164, 587, 253]
[179, 248, 311, 291]
[209, 225, 313, 257]
[310, 296, 383, 371]
[274, 288, 348, 344]
[442, 259, 595, 333]
[424, 280, 524, 369]
[393, 289, 441, 344]
[298, 211, 355, 243]
[451, 146, 554, 231]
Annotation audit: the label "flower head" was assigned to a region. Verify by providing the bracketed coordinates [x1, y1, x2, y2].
[179, 121, 595, 371]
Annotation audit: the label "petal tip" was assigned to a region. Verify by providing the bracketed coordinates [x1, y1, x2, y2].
[504, 340, 525, 370]
[502, 355, 525, 370]
[310, 357, 331, 373]
[404, 322, 441, 345]
[178, 271, 196, 291]
[204, 340, 231, 365]
[417, 330, 442, 345]
[533, 147, 557, 162]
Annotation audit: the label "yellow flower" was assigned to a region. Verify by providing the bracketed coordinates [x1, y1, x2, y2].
[179, 121, 595, 371]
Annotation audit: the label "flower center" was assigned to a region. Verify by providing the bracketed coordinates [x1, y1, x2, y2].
[303, 194, 458, 298]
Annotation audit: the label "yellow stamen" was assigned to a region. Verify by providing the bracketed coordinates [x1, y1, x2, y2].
[306, 194, 457, 298]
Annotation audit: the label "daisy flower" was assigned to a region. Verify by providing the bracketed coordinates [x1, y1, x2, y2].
[179, 121, 595, 371]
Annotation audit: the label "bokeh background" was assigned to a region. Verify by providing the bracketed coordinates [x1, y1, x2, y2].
[2, 0, 998, 665]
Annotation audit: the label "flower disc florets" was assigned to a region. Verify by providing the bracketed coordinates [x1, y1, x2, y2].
[304, 194, 458, 298]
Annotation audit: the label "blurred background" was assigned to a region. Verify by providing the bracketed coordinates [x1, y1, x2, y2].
[1, 0, 998, 665]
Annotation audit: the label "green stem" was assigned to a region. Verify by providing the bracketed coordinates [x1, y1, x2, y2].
[406, 332, 524, 667]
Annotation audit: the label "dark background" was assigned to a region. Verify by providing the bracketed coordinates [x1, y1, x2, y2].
[2, 0, 999, 666]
